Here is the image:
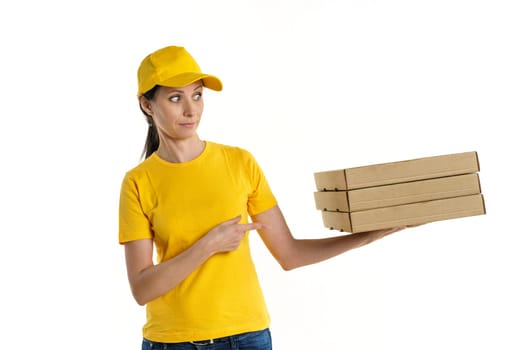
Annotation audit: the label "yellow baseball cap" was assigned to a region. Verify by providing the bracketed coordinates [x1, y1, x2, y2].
[137, 46, 223, 95]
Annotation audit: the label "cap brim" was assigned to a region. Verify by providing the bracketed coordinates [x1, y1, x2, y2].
[160, 72, 223, 91]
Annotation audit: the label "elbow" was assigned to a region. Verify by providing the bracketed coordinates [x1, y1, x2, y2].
[134, 294, 151, 307]
[130, 285, 150, 306]
[132, 291, 148, 306]
[135, 297, 147, 307]
[278, 257, 301, 271]
[274, 247, 304, 271]
[281, 264, 297, 271]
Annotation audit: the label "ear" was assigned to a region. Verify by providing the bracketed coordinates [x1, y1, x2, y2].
[138, 96, 153, 116]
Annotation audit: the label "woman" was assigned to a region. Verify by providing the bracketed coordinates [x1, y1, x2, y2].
[119, 45, 408, 349]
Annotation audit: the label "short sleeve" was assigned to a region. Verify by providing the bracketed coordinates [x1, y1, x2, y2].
[244, 151, 278, 216]
[118, 172, 153, 244]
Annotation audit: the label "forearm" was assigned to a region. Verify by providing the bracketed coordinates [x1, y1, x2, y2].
[254, 206, 404, 271]
[284, 229, 397, 270]
[127, 216, 260, 305]
[129, 238, 213, 305]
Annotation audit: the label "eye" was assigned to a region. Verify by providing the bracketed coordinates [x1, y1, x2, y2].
[193, 92, 202, 101]
[169, 95, 181, 102]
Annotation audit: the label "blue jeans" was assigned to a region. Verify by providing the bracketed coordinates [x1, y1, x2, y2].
[142, 328, 272, 350]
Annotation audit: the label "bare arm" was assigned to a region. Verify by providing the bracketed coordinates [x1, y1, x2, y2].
[124, 215, 263, 305]
[252, 205, 407, 271]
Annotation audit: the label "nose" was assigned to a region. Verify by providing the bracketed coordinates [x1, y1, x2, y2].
[182, 98, 196, 117]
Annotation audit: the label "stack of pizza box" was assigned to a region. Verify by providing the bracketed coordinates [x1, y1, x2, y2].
[313, 151, 486, 233]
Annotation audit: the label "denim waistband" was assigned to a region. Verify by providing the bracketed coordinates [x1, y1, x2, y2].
[142, 328, 271, 349]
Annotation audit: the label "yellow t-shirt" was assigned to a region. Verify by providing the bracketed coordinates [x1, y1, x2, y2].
[118, 141, 278, 342]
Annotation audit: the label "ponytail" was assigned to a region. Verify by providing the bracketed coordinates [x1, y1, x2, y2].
[142, 118, 159, 159]
[140, 86, 160, 159]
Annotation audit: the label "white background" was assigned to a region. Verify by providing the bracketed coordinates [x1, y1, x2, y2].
[1, 1, 524, 349]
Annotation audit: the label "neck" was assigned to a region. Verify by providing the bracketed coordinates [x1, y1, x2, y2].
[156, 136, 206, 163]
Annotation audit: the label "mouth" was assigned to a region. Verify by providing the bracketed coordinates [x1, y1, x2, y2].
[180, 122, 196, 128]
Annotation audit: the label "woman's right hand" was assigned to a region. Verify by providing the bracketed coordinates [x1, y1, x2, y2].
[204, 215, 264, 254]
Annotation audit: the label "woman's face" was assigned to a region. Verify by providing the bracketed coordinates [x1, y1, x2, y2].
[146, 81, 204, 141]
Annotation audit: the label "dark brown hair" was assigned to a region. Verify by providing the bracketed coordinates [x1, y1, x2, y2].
[140, 85, 160, 159]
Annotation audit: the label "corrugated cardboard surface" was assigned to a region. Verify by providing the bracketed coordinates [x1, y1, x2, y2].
[321, 210, 352, 232]
[348, 173, 481, 211]
[314, 191, 349, 211]
[314, 173, 481, 212]
[321, 194, 486, 233]
[314, 151, 479, 191]
[314, 169, 347, 191]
